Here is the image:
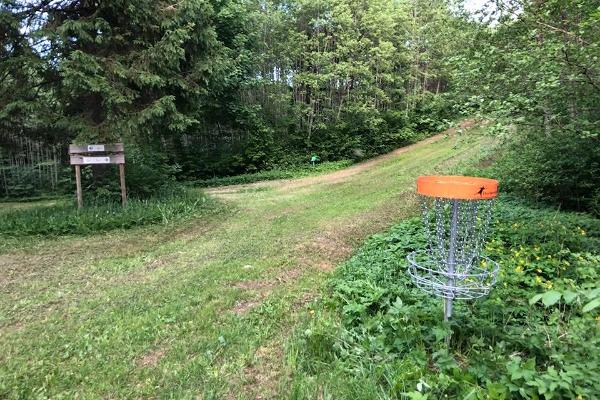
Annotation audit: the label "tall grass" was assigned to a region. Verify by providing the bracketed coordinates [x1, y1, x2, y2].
[0, 187, 220, 237]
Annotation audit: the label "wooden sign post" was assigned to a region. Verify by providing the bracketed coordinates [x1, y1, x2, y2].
[69, 143, 126, 208]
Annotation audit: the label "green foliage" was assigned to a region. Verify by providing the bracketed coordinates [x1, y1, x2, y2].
[289, 199, 600, 398]
[487, 130, 600, 216]
[1, 0, 465, 193]
[4, 0, 597, 202]
[258, 0, 462, 161]
[80, 144, 180, 200]
[0, 164, 71, 199]
[453, 0, 600, 214]
[1, 0, 258, 188]
[0, 188, 220, 237]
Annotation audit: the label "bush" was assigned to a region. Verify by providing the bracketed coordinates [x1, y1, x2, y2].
[489, 130, 600, 216]
[77, 144, 179, 201]
[410, 92, 454, 133]
[289, 199, 600, 398]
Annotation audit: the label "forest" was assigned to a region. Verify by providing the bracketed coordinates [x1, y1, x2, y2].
[1, 1, 600, 399]
[1, 0, 597, 214]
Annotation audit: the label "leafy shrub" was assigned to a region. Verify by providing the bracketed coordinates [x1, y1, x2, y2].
[0, 187, 220, 237]
[410, 92, 454, 133]
[489, 129, 600, 217]
[290, 199, 600, 399]
[123, 147, 180, 199]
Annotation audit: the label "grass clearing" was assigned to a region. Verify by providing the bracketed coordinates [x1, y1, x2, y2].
[0, 125, 493, 399]
[196, 160, 354, 188]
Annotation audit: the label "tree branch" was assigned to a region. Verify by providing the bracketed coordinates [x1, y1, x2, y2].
[535, 21, 590, 45]
[562, 49, 600, 93]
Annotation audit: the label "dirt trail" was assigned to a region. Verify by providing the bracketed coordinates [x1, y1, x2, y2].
[207, 119, 478, 196]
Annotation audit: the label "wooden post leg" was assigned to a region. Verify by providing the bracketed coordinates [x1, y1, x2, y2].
[119, 163, 127, 207]
[75, 165, 83, 209]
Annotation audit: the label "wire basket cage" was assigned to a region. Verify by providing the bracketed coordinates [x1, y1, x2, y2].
[406, 176, 500, 321]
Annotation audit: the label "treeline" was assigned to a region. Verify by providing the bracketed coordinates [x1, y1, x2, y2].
[1, 0, 468, 194]
[1, 0, 599, 215]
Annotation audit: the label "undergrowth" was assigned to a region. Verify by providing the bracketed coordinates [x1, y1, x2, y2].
[195, 160, 353, 187]
[288, 199, 600, 399]
[0, 187, 220, 237]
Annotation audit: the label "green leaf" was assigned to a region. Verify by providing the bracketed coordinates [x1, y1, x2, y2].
[402, 391, 429, 400]
[588, 288, 600, 298]
[582, 298, 600, 313]
[529, 294, 543, 305]
[562, 290, 578, 304]
[541, 291, 561, 307]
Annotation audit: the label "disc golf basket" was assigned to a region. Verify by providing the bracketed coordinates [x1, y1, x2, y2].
[407, 176, 500, 322]
[310, 154, 320, 167]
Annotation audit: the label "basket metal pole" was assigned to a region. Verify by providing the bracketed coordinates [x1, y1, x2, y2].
[444, 199, 460, 321]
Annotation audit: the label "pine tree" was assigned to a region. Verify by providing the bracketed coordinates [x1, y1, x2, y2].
[1, 0, 251, 144]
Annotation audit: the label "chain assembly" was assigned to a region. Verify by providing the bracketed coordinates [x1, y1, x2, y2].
[406, 176, 500, 321]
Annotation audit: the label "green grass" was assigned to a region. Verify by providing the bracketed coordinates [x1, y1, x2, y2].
[0, 188, 220, 237]
[0, 197, 68, 214]
[195, 160, 353, 187]
[0, 194, 67, 204]
[285, 202, 600, 398]
[0, 127, 493, 399]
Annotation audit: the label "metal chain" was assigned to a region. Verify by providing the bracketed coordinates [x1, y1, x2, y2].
[415, 195, 497, 300]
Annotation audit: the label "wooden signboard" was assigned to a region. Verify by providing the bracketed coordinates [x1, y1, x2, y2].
[69, 143, 126, 208]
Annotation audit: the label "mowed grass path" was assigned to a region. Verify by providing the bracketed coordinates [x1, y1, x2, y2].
[0, 127, 492, 399]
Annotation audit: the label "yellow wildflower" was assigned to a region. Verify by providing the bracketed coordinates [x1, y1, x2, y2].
[536, 268, 542, 273]
[535, 276, 543, 284]
[515, 266, 524, 273]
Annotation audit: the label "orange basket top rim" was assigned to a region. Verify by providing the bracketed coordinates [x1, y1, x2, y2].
[417, 175, 499, 200]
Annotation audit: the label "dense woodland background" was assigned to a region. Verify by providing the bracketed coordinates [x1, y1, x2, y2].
[0, 0, 598, 215]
